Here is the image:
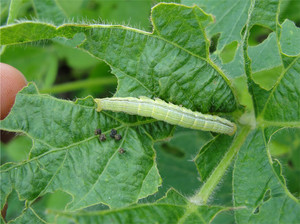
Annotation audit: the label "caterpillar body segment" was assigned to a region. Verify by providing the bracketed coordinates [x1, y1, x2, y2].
[94, 97, 236, 135]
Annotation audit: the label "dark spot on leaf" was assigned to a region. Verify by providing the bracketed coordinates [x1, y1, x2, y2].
[241, 24, 247, 37]
[209, 33, 220, 53]
[1, 203, 7, 221]
[161, 143, 184, 158]
[0, 130, 15, 144]
[94, 129, 102, 135]
[99, 134, 106, 141]
[288, 160, 294, 168]
[119, 148, 126, 154]
[253, 206, 260, 214]
[110, 129, 117, 138]
[248, 25, 272, 46]
[114, 134, 122, 141]
[257, 34, 269, 43]
[263, 189, 271, 202]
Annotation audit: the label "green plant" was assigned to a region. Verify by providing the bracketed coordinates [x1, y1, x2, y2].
[1, 0, 300, 223]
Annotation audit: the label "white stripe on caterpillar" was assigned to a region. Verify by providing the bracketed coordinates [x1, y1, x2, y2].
[94, 97, 236, 135]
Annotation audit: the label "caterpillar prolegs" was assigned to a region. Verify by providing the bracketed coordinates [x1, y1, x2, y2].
[94, 97, 236, 135]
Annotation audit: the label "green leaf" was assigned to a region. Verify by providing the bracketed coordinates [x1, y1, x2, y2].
[183, 0, 251, 51]
[234, 129, 300, 223]
[218, 45, 246, 79]
[32, 0, 67, 25]
[181, 0, 252, 81]
[248, 32, 283, 90]
[249, 19, 300, 123]
[76, 3, 237, 113]
[0, 3, 238, 114]
[8, 207, 44, 224]
[0, 22, 57, 45]
[220, 41, 238, 64]
[1, 136, 31, 162]
[260, 56, 300, 123]
[0, 83, 173, 209]
[151, 3, 213, 58]
[0, 0, 29, 54]
[1, 2, 299, 223]
[191, 126, 251, 205]
[185, 0, 279, 51]
[248, 0, 279, 30]
[52, 189, 230, 223]
[268, 127, 300, 198]
[6, 0, 28, 24]
[280, 19, 300, 56]
[182, 0, 282, 105]
[195, 134, 234, 182]
[153, 128, 212, 198]
[0, 0, 10, 26]
[0, 2, 240, 219]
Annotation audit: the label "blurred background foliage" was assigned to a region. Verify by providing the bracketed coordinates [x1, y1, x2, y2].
[1, 0, 299, 222]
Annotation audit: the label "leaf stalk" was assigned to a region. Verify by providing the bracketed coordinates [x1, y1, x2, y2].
[190, 126, 251, 205]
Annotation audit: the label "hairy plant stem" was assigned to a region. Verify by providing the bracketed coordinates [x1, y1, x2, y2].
[190, 126, 251, 205]
[40, 77, 116, 94]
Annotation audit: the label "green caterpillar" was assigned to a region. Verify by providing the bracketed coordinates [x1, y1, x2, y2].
[94, 97, 236, 135]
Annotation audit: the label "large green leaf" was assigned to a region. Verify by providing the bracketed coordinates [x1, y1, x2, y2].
[183, 0, 279, 50]
[248, 32, 283, 90]
[269, 128, 300, 198]
[0, 3, 239, 222]
[51, 189, 230, 224]
[195, 134, 234, 182]
[181, 0, 282, 94]
[182, 0, 251, 51]
[0, 3, 238, 216]
[0, 4, 238, 114]
[0, 83, 172, 210]
[259, 56, 300, 123]
[1, 2, 300, 223]
[153, 128, 212, 199]
[248, 19, 300, 123]
[233, 129, 300, 223]
[6, 189, 230, 223]
[280, 19, 300, 57]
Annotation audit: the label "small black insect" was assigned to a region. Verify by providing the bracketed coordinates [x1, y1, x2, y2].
[114, 134, 122, 141]
[110, 129, 117, 138]
[99, 134, 106, 141]
[118, 148, 126, 154]
[94, 129, 102, 135]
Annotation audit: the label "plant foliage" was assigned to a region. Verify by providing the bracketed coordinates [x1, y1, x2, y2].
[1, 0, 299, 223]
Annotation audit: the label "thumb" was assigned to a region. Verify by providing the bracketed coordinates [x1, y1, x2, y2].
[0, 63, 27, 120]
